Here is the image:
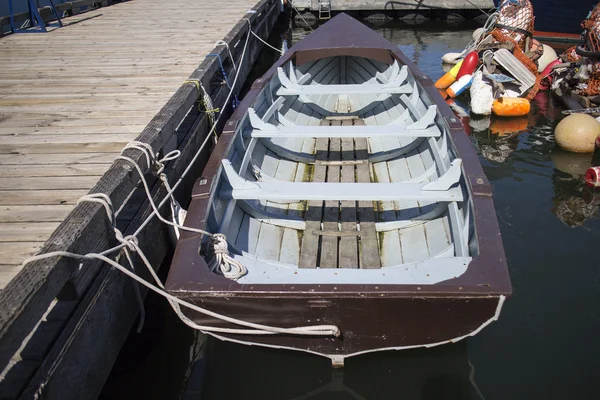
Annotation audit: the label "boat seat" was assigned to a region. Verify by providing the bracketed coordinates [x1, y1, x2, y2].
[276, 64, 412, 96]
[246, 106, 441, 139]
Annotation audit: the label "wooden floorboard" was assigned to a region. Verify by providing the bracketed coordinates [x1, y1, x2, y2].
[299, 138, 328, 269]
[355, 137, 381, 269]
[0, 0, 260, 287]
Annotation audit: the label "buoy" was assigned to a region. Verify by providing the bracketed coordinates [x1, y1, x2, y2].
[490, 116, 528, 136]
[442, 52, 462, 64]
[446, 74, 472, 98]
[537, 44, 558, 72]
[473, 27, 486, 41]
[554, 114, 600, 153]
[470, 71, 493, 115]
[585, 166, 600, 188]
[540, 59, 562, 90]
[492, 97, 531, 117]
[456, 52, 479, 79]
[434, 60, 463, 89]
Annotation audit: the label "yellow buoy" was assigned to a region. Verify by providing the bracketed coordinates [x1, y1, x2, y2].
[554, 114, 600, 153]
[434, 60, 463, 89]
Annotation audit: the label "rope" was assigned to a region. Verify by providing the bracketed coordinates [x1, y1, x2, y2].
[206, 53, 240, 109]
[460, 11, 499, 58]
[215, 39, 237, 73]
[491, 29, 541, 100]
[289, 0, 314, 31]
[249, 29, 285, 55]
[207, 233, 247, 280]
[21, 18, 340, 338]
[183, 80, 219, 142]
[77, 193, 146, 333]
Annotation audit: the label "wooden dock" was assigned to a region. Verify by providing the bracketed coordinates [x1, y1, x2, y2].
[0, 0, 281, 397]
[0, 0, 260, 288]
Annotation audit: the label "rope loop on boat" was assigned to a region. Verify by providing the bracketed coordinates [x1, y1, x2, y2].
[208, 233, 248, 280]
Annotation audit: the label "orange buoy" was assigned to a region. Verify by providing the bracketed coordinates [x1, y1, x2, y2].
[434, 60, 463, 89]
[456, 52, 479, 79]
[492, 97, 531, 117]
[490, 116, 528, 136]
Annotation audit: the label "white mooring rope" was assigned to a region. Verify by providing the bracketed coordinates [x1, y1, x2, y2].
[22, 19, 340, 338]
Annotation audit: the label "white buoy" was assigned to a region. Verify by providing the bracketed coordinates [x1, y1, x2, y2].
[442, 52, 462, 64]
[470, 71, 493, 115]
[537, 44, 558, 72]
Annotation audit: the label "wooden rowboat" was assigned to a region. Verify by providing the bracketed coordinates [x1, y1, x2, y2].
[166, 13, 511, 367]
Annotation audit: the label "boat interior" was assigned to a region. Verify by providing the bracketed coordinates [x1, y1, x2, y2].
[202, 55, 477, 285]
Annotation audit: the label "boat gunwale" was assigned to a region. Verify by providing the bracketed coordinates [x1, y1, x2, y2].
[165, 14, 511, 297]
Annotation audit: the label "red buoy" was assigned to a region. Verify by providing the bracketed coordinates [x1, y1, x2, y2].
[540, 59, 562, 90]
[456, 52, 479, 79]
[585, 166, 600, 188]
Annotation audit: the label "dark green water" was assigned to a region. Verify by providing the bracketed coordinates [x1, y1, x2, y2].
[100, 18, 600, 400]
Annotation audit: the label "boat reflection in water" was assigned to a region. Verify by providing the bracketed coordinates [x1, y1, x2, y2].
[193, 339, 474, 400]
[550, 149, 600, 227]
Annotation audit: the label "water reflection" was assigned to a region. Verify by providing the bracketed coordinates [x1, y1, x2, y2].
[197, 340, 474, 400]
[550, 149, 598, 227]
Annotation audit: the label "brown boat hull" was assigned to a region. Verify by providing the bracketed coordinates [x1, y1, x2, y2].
[166, 13, 512, 366]
[177, 293, 502, 364]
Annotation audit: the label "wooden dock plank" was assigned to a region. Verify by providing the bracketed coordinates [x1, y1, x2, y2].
[0, 0, 262, 286]
[0, 190, 89, 206]
[0, 0, 281, 396]
[0, 223, 61, 243]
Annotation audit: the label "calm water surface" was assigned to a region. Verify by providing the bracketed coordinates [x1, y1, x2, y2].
[100, 18, 600, 400]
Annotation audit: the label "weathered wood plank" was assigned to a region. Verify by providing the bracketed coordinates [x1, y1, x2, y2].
[0, 1, 278, 394]
[0, 223, 61, 243]
[0, 242, 44, 266]
[0, 190, 88, 206]
[299, 138, 328, 269]
[0, 164, 109, 178]
[339, 133, 358, 269]
[0, 177, 101, 190]
[0, 205, 73, 223]
[320, 135, 340, 269]
[355, 137, 381, 269]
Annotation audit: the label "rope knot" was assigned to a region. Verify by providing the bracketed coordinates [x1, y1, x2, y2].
[114, 229, 138, 252]
[208, 233, 247, 280]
